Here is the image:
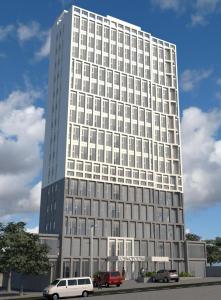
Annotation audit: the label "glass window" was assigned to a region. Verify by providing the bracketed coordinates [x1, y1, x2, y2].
[125, 204, 132, 219]
[78, 218, 86, 235]
[83, 199, 90, 216]
[58, 280, 66, 287]
[128, 187, 135, 202]
[126, 240, 132, 255]
[113, 185, 120, 200]
[92, 200, 99, 217]
[65, 198, 73, 214]
[133, 204, 139, 220]
[100, 201, 108, 218]
[121, 186, 128, 201]
[74, 198, 81, 215]
[87, 181, 95, 197]
[147, 206, 154, 221]
[96, 182, 103, 198]
[68, 279, 77, 286]
[79, 180, 87, 196]
[104, 183, 111, 199]
[140, 205, 147, 220]
[171, 208, 177, 223]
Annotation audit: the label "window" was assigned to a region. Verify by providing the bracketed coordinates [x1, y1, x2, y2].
[78, 218, 86, 235]
[68, 279, 77, 286]
[96, 182, 103, 198]
[83, 200, 90, 216]
[74, 198, 81, 215]
[58, 280, 66, 287]
[104, 26, 109, 39]
[78, 278, 91, 285]
[125, 204, 132, 219]
[113, 185, 120, 200]
[65, 198, 72, 214]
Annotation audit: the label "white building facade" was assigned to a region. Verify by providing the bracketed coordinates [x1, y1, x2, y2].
[40, 5, 186, 280]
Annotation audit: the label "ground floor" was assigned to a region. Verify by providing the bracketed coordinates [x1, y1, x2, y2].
[39, 235, 206, 281]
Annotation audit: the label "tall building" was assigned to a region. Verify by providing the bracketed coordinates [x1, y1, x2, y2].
[39, 6, 206, 280]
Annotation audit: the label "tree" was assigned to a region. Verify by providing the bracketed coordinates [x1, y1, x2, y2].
[206, 244, 221, 266]
[214, 237, 221, 247]
[205, 237, 221, 266]
[0, 222, 50, 294]
[185, 233, 201, 241]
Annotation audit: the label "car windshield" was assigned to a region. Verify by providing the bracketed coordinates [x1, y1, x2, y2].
[50, 279, 60, 286]
[169, 270, 177, 273]
[111, 272, 119, 276]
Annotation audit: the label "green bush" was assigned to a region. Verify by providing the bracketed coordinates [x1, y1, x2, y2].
[179, 271, 193, 277]
[145, 271, 156, 277]
[93, 271, 100, 278]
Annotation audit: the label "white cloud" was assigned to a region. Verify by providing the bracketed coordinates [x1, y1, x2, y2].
[151, 0, 184, 12]
[35, 32, 51, 61]
[215, 92, 221, 100]
[185, 228, 191, 234]
[195, 0, 219, 13]
[59, 0, 74, 8]
[152, 0, 221, 26]
[190, 14, 207, 26]
[0, 53, 6, 59]
[190, 0, 220, 26]
[17, 22, 50, 60]
[180, 68, 212, 92]
[216, 78, 221, 86]
[0, 87, 45, 219]
[182, 106, 221, 210]
[17, 21, 40, 42]
[26, 226, 39, 234]
[0, 21, 50, 60]
[0, 24, 14, 41]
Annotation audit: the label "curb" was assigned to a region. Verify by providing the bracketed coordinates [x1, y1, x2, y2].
[93, 280, 221, 296]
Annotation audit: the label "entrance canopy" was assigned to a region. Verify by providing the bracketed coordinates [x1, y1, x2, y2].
[107, 255, 169, 262]
[148, 256, 169, 262]
[107, 256, 145, 262]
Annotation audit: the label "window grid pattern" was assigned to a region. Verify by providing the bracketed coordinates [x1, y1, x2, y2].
[67, 10, 182, 192]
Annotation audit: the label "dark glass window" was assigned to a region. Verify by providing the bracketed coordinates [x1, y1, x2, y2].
[68, 279, 77, 286]
[58, 280, 66, 287]
[78, 278, 90, 285]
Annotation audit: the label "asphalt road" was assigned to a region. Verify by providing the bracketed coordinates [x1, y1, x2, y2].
[90, 285, 221, 300]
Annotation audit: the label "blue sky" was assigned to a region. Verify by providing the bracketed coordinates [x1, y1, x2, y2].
[0, 0, 221, 239]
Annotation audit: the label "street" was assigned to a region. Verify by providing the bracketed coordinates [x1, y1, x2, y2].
[90, 285, 221, 300]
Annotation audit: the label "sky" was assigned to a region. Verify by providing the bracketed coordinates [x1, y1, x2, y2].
[0, 0, 221, 239]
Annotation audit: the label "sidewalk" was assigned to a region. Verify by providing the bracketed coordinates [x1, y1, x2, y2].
[1, 277, 221, 300]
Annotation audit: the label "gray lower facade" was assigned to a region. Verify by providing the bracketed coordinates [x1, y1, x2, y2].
[39, 177, 190, 280]
[185, 241, 207, 277]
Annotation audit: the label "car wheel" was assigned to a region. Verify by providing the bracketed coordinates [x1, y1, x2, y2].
[116, 284, 120, 287]
[176, 278, 179, 282]
[164, 277, 169, 283]
[105, 282, 109, 288]
[82, 291, 88, 297]
[52, 294, 59, 300]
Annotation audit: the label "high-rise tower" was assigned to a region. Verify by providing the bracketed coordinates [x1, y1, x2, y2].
[40, 5, 187, 279]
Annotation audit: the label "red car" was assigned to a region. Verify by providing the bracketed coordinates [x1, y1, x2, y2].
[94, 271, 123, 287]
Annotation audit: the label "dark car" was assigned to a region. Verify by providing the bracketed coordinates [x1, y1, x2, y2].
[94, 271, 122, 287]
[152, 269, 179, 283]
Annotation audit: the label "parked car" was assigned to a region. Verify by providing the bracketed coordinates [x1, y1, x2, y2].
[93, 271, 123, 287]
[152, 269, 179, 283]
[43, 277, 94, 299]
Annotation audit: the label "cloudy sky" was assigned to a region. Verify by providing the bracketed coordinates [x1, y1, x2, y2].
[0, 0, 221, 238]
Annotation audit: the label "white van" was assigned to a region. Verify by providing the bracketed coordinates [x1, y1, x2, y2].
[43, 277, 94, 299]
